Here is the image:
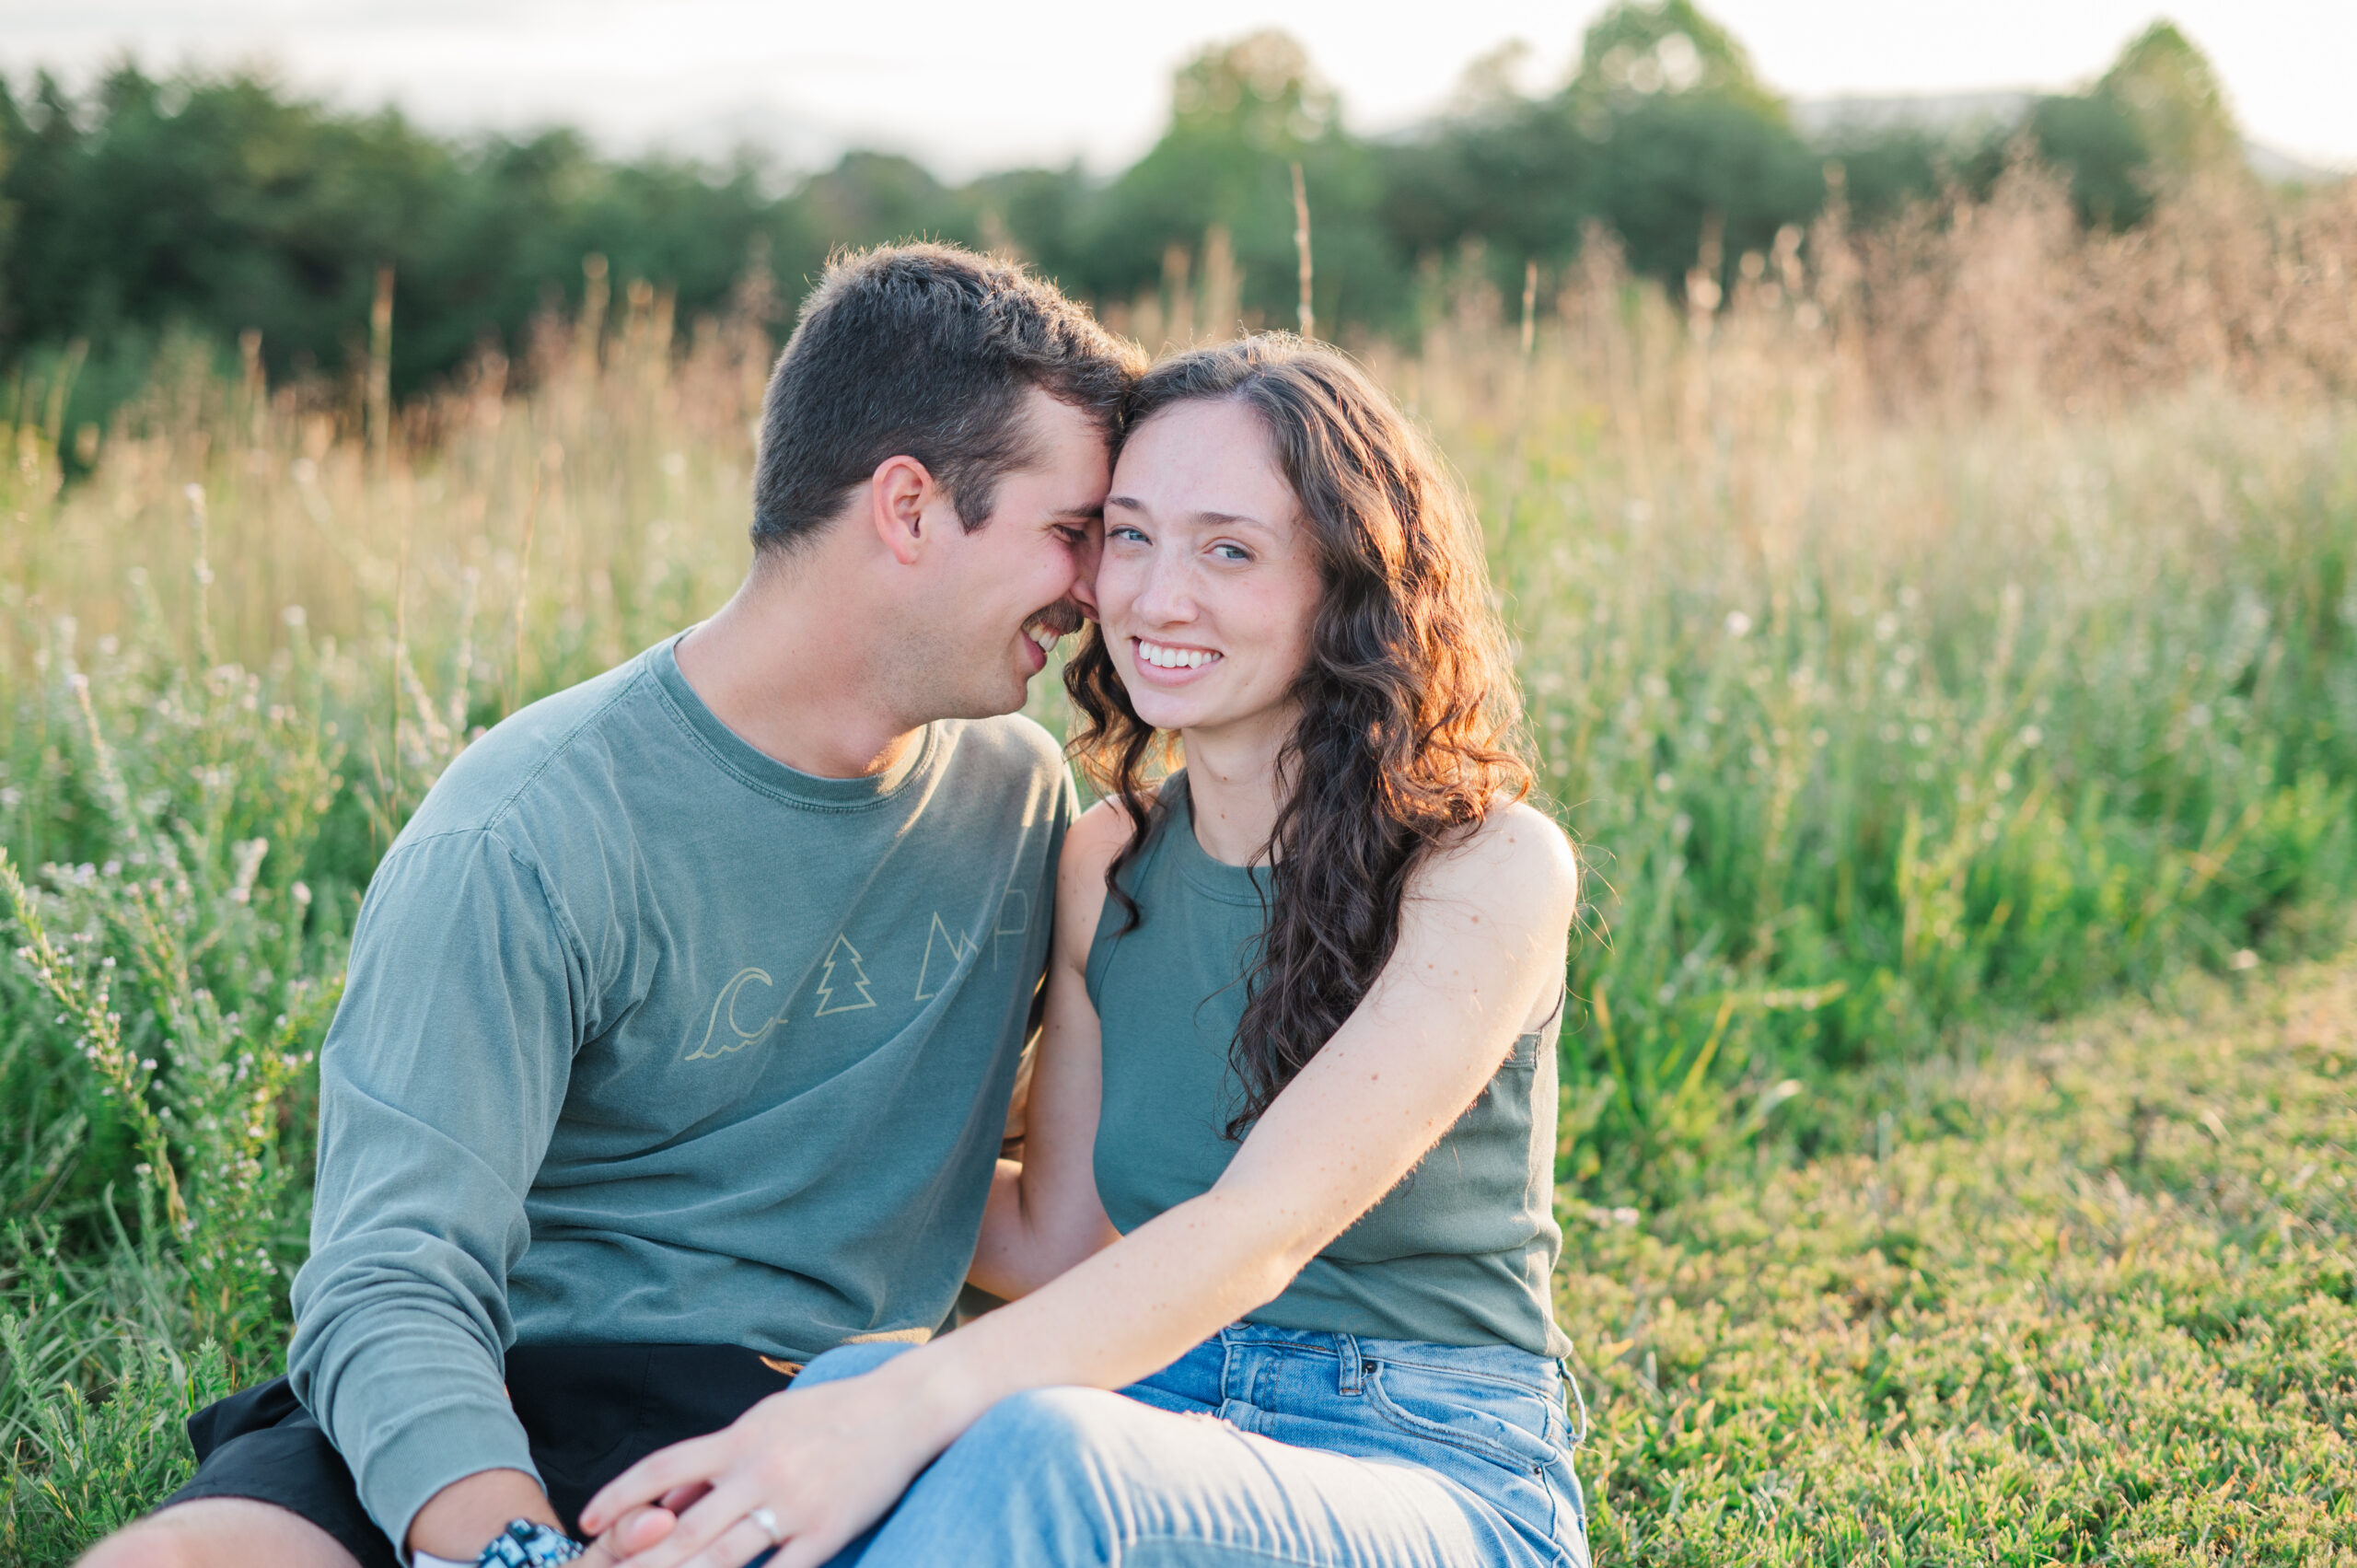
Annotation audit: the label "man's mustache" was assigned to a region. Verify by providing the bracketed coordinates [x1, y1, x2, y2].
[1025, 600, 1088, 639]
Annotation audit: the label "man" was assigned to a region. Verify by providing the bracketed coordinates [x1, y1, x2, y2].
[84, 244, 1144, 1568]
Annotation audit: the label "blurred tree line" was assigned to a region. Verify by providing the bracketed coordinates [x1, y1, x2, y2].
[0, 3, 2257, 434]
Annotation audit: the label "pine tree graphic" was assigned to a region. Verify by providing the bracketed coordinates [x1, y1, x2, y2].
[913, 912, 974, 1001]
[811, 934, 877, 1016]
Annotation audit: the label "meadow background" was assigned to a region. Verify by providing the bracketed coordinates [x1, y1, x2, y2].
[2, 3, 2353, 1562]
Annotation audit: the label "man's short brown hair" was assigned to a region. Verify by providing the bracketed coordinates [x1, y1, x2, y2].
[750, 244, 1144, 552]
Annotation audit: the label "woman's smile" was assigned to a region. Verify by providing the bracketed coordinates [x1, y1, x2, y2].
[1130, 636, 1223, 679]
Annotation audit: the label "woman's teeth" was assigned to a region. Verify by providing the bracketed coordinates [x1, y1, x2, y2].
[1137, 639, 1218, 669]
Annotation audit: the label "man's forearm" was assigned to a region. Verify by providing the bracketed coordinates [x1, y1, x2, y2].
[418, 1467, 681, 1567]
[293, 828, 582, 1551]
[408, 1469, 562, 1561]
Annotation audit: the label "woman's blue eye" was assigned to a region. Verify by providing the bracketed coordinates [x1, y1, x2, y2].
[1109, 525, 1148, 543]
[1213, 543, 1250, 562]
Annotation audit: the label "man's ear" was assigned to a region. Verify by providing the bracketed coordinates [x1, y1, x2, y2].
[868, 455, 936, 566]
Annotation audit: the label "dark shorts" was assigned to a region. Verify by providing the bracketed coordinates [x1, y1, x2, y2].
[160, 1343, 799, 1568]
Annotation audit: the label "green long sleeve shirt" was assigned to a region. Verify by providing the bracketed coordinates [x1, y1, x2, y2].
[286, 633, 1071, 1551]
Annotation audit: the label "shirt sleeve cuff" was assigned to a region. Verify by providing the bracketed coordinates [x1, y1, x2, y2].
[355, 1400, 542, 1565]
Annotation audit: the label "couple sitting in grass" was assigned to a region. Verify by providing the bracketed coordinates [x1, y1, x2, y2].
[84, 245, 1586, 1568]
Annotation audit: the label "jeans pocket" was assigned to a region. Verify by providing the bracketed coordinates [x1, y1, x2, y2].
[1361, 1359, 1562, 1475]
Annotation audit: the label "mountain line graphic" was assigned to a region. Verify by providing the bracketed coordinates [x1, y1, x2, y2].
[914, 912, 975, 1001]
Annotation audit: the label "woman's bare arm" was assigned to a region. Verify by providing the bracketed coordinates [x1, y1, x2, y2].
[967, 800, 1128, 1299]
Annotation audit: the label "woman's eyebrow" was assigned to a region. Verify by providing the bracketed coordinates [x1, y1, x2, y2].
[1106, 494, 1266, 531]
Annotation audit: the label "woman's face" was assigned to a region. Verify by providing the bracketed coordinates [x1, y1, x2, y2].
[1093, 398, 1322, 740]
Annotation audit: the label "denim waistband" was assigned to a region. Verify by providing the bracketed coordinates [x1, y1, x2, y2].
[1211, 1323, 1564, 1396]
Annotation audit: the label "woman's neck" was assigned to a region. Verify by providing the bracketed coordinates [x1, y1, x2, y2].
[1177, 705, 1296, 866]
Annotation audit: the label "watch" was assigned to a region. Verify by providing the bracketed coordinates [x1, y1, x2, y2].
[474, 1519, 586, 1567]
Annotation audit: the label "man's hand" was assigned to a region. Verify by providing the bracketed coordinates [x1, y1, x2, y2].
[409, 1467, 680, 1566]
[582, 1507, 685, 1568]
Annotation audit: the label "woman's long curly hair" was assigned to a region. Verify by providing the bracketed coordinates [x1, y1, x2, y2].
[1065, 335, 1534, 1135]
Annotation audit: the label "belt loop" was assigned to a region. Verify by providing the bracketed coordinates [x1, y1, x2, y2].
[1558, 1357, 1590, 1446]
[1337, 1334, 1364, 1395]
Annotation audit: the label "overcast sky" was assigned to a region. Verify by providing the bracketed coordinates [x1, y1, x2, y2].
[3, 0, 2350, 179]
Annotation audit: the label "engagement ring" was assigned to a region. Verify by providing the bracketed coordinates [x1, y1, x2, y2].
[748, 1507, 784, 1547]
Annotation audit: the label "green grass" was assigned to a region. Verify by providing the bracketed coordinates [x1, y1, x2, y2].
[1562, 960, 2357, 1564]
[2, 289, 2354, 1560]
[1449, 369, 2357, 1204]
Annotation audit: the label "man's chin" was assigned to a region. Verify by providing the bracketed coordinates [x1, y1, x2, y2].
[932, 673, 1034, 724]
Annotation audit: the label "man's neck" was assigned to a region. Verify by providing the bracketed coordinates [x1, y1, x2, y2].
[673, 561, 922, 780]
[1177, 707, 1298, 866]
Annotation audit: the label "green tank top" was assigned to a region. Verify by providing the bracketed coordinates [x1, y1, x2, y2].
[1085, 773, 1573, 1358]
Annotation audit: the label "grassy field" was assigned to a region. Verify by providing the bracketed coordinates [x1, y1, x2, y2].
[1565, 958, 2356, 1564]
[2, 169, 2354, 1561]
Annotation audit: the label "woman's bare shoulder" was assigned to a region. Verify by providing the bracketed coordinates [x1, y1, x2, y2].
[1062, 796, 1142, 880]
[1053, 796, 1146, 956]
[1419, 798, 1580, 916]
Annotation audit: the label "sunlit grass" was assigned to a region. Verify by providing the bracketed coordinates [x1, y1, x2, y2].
[2, 172, 2353, 1559]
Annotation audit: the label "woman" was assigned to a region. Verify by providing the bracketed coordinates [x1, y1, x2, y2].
[583, 336, 1586, 1568]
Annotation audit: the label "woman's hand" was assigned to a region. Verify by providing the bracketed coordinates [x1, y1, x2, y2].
[578, 1503, 689, 1566]
[579, 1365, 956, 1568]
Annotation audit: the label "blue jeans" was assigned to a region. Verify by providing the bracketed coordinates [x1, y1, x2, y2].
[800, 1324, 1589, 1567]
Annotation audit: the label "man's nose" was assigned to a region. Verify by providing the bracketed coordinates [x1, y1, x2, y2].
[1069, 528, 1103, 618]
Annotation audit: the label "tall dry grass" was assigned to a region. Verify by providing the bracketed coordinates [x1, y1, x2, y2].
[1378, 162, 2356, 1185]
[1, 164, 2353, 1558]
